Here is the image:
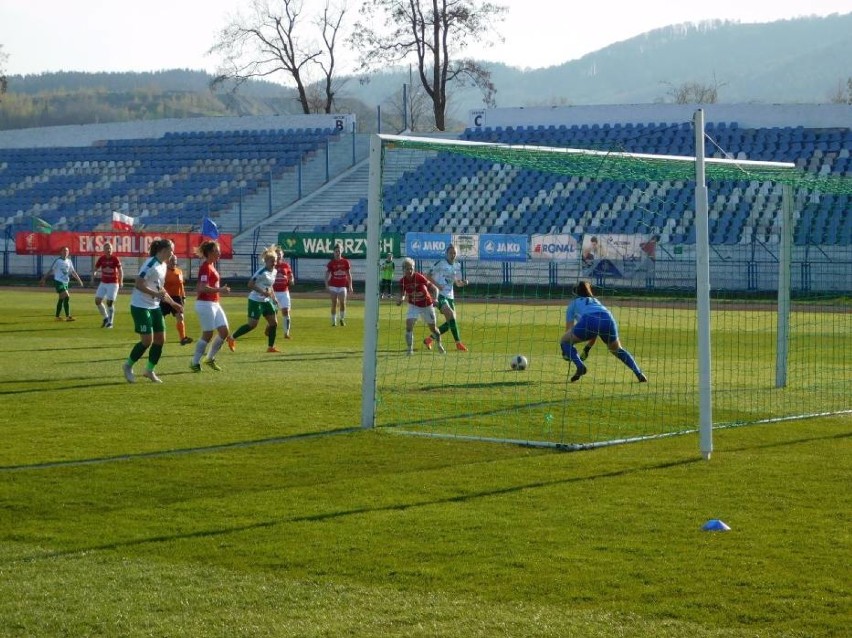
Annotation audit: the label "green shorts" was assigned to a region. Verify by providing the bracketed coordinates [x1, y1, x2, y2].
[130, 305, 166, 335]
[436, 295, 456, 312]
[247, 299, 276, 320]
[53, 282, 69, 294]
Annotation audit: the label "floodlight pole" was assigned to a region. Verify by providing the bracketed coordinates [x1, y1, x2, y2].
[694, 109, 713, 460]
[361, 134, 383, 429]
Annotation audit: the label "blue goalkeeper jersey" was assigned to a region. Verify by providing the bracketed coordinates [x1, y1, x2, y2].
[565, 296, 612, 323]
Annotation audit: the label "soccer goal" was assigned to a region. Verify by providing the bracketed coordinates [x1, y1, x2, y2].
[360, 111, 852, 456]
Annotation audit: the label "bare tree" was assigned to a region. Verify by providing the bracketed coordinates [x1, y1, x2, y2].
[208, 0, 346, 114]
[0, 45, 8, 100]
[827, 77, 852, 105]
[352, 0, 507, 131]
[660, 77, 725, 104]
[380, 80, 433, 132]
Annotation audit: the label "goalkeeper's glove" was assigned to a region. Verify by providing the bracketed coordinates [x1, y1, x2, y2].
[580, 345, 592, 361]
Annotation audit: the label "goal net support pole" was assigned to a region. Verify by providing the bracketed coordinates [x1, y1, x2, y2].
[361, 134, 383, 429]
[694, 109, 714, 461]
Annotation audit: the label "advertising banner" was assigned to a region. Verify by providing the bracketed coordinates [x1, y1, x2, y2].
[404, 233, 453, 259]
[276, 232, 402, 259]
[451, 234, 480, 259]
[479, 234, 528, 262]
[16, 231, 234, 258]
[580, 233, 655, 278]
[530, 234, 580, 261]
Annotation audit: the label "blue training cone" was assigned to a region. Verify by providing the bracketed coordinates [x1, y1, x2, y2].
[702, 519, 731, 532]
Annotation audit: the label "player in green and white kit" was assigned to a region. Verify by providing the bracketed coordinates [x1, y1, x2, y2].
[40, 246, 85, 321]
[230, 247, 280, 352]
[123, 239, 182, 383]
[424, 244, 469, 352]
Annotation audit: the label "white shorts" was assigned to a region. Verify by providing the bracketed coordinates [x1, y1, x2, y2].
[195, 300, 228, 332]
[274, 291, 291, 310]
[95, 282, 120, 302]
[407, 305, 436, 324]
[328, 286, 348, 298]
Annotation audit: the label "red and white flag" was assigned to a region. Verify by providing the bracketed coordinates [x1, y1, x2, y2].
[112, 211, 135, 232]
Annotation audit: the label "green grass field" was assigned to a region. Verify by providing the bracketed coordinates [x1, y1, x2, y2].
[1, 289, 849, 637]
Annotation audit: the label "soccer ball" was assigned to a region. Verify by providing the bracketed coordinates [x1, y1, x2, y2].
[510, 354, 528, 371]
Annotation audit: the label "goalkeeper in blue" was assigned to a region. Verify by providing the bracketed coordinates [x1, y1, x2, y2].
[559, 281, 647, 383]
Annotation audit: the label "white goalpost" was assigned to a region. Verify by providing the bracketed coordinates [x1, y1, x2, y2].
[360, 112, 850, 457]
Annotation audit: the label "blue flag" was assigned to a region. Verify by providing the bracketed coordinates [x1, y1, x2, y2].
[201, 217, 220, 239]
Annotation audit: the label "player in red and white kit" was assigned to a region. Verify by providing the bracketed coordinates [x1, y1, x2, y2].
[273, 247, 295, 339]
[325, 244, 353, 327]
[91, 242, 123, 328]
[396, 257, 445, 355]
[190, 240, 234, 372]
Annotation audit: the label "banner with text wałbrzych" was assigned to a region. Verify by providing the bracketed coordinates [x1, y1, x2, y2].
[276, 232, 402, 259]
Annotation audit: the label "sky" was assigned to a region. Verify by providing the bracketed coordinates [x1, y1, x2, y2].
[1, 0, 851, 77]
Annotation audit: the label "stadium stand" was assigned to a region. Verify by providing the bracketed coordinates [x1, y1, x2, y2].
[1, 106, 849, 286]
[319, 121, 851, 247]
[0, 127, 342, 235]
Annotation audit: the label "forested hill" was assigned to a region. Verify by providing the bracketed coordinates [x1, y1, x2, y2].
[2, 13, 850, 131]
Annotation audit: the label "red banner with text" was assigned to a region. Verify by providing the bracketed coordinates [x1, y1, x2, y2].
[15, 232, 233, 259]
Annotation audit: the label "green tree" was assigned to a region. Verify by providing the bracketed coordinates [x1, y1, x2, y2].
[352, 0, 506, 131]
[209, 0, 347, 114]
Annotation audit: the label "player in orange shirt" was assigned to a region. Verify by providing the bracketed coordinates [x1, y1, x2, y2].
[325, 243, 353, 327]
[161, 254, 193, 345]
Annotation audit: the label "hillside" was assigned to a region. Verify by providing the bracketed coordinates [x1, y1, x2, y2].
[1, 13, 850, 132]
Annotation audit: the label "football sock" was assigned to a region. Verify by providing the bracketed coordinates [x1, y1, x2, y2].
[96, 303, 108, 319]
[55, 299, 63, 317]
[176, 319, 186, 340]
[284, 317, 291, 333]
[193, 339, 208, 365]
[208, 336, 224, 359]
[148, 343, 163, 367]
[405, 331, 413, 349]
[561, 342, 584, 368]
[265, 325, 276, 347]
[62, 297, 70, 316]
[107, 305, 115, 322]
[448, 319, 460, 342]
[129, 342, 147, 363]
[232, 324, 252, 339]
[613, 348, 641, 375]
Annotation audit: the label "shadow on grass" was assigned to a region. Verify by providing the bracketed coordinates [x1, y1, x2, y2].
[5, 454, 704, 565]
[0, 380, 130, 394]
[3, 429, 848, 565]
[0, 427, 362, 472]
[1, 343, 120, 352]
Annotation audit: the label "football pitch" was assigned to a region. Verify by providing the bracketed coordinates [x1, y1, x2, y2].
[0, 288, 849, 637]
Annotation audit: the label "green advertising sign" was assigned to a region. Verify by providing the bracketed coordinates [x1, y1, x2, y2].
[276, 232, 402, 259]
